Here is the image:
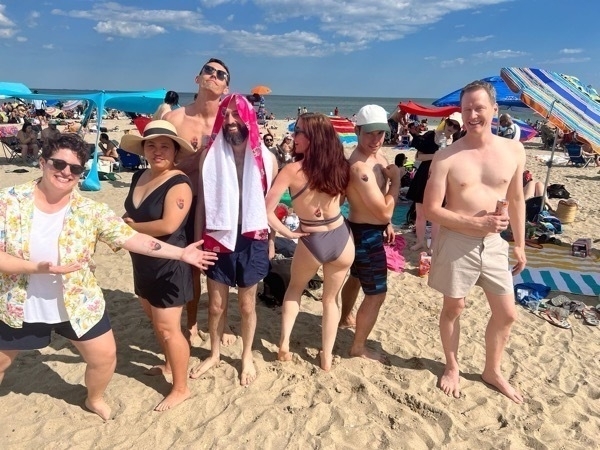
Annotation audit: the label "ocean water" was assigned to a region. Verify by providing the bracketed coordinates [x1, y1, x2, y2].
[30, 89, 539, 124]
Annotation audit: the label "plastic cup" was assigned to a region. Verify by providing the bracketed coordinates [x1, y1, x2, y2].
[527, 300, 539, 312]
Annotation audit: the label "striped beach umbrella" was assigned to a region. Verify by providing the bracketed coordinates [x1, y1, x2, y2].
[500, 67, 600, 153]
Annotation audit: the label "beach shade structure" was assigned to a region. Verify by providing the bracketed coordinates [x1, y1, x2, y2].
[251, 85, 272, 96]
[491, 117, 537, 142]
[433, 76, 526, 108]
[287, 116, 358, 145]
[0, 81, 32, 99]
[398, 101, 460, 117]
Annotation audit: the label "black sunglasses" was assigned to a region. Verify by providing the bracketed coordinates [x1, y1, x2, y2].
[201, 64, 229, 82]
[264, 138, 273, 142]
[46, 157, 85, 175]
[293, 126, 306, 136]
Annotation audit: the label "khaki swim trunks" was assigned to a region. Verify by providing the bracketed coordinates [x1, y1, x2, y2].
[428, 227, 513, 298]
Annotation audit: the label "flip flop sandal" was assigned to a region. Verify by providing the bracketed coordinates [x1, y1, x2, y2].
[549, 295, 571, 307]
[540, 310, 572, 329]
[525, 239, 543, 249]
[582, 308, 600, 326]
[568, 300, 586, 313]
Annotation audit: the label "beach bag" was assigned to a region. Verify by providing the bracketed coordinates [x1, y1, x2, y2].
[546, 184, 570, 199]
[514, 282, 551, 307]
[258, 258, 323, 307]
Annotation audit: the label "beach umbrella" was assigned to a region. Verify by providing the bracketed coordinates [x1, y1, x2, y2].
[287, 116, 358, 145]
[491, 117, 537, 142]
[433, 76, 526, 108]
[501, 67, 600, 212]
[251, 85, 272, 95]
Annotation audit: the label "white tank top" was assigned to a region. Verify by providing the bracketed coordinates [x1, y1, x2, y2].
[24, 204, 70, 324]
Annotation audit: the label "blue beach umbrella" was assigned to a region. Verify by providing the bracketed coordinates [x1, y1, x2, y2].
[433, 76, 526, 108]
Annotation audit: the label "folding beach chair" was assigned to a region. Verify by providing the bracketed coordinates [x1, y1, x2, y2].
[117, 148, 147, 170]
[565, 143, 593, 168]
[1, 136, 21, 163]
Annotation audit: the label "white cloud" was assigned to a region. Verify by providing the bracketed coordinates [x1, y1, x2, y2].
[0, 4, 16, 27]
[559, 48, 583, 54]
[457, 34, 494, 43]
[28, 11, 40, 28]
[42, 43, 54, 49]
[541, 57, 591, 64]
[201, 0, 234, 6]
[473, 49, 528, 59]
[0, 28, 16, 38]
[253, 24, 266, 31]
[423, 56, 436, 60]
[440, 58, 466, 68]
[222, 30, 335, 57]
[94, 21, 166, 38]
[16, 36, 27, 42]
[227, 15, 234, 21]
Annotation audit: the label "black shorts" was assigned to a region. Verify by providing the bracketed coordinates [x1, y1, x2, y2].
[35, 109, 46, 117]
[185, 196, 198, 245]
[0, 311, 112, 351]
[205, 235, 269, 288]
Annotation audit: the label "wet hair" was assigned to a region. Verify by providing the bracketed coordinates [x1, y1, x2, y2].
[42, 133, 89, 165]
[165, 90, 179, 105]
[296, 113, 349, 196]
[460, 80, 497, 104]
[100, 132, 109, 140]
[203, 58, 230, 86]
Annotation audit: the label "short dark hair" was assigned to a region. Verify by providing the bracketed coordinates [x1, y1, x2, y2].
[100, 132, 109, 140]
[42, 133, 89, 165]
[460, 80, 497, 104]
[204, 58, 230, 85]
[165, 90, 179, 105]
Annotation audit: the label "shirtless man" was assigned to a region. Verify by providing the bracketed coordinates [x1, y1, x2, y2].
[423, 80, 526, 403]
[164, 58, 236, 346]
[339, 105, 401, 361]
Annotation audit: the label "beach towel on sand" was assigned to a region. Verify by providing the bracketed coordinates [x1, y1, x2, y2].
[202, 94, 273, 252]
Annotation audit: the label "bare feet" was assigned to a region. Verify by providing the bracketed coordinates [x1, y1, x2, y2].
[145, 364, 171, 377]
[185, 325, 203, 348]
[189, 356, 219, 379]
[85, 397, 112, 421]
[277, 347, 293, 362]
[221, 325, 237, 347]
[439, 366, 461, 398]
[154, 388, 191, 412]
[339, 315, 356, 329]
[319, 350, 333, 372]
[349, 345, 387, 363]
[240, 357, 257, 386]
[481, 370, 524, 404]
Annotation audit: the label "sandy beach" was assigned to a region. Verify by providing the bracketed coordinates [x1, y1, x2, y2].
[1, 118, 599, 449]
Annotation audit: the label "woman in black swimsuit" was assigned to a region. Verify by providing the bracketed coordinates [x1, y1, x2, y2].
[120, 120, 198, 412]
[265, 113, 353, 371]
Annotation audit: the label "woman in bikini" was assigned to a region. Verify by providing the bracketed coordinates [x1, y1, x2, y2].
[265, 112, 354, 371]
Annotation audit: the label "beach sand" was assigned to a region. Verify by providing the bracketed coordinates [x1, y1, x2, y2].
[1, 118, 599, 449]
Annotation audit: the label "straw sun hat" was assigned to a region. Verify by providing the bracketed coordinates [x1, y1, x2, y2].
[120, 120, 195, 162]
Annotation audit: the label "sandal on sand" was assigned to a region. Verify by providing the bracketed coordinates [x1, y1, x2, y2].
[538, 309, 572, 329]
[525, 239, 543, 249]
[581, 308, 600, 326]
[549, 295, 571, 307]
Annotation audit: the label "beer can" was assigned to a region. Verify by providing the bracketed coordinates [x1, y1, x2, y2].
[495, 199, 509, 216]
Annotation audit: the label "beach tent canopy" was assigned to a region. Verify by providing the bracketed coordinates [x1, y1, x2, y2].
[433, 76, 526, 108]
[0, 82, 32, 99]
[398, 101, 460, 117]
[0, 84, 166, 191]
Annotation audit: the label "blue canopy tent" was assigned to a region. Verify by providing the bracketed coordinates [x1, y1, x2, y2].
[0, 86, 166, 190]
[0, 82, 32, 99]
[433, 76, 526, 108]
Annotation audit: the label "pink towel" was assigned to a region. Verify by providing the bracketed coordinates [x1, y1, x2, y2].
[384, 235, 406, 272]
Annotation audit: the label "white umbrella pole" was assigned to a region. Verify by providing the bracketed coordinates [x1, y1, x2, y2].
[540, 127, 559, 214]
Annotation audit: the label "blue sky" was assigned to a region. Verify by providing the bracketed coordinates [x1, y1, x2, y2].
[0, 0, 597, 98]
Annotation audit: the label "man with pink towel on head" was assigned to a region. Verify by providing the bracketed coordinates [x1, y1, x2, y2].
[189, 93, 278, 386]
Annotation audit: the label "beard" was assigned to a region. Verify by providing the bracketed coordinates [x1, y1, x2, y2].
[223, 123, 249, 146]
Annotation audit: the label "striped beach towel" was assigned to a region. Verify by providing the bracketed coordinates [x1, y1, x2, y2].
[511, 243, 600, 296]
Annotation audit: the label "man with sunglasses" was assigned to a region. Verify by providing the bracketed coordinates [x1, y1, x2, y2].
[164, 58, 233, 347]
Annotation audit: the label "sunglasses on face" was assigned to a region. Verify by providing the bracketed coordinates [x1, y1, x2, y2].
[201, 64, 229, 82]
[45, 157, 85, 175]
[264, 138, 273, 142]
[293, 126, 306, 136]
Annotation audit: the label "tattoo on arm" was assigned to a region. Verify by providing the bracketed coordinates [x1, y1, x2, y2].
[361, 174, 369, 182]
[147, 240, 162, 252]
[176, 198, 185, 210]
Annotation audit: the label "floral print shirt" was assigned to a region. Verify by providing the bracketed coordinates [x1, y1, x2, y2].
[0, 180, 137, 337]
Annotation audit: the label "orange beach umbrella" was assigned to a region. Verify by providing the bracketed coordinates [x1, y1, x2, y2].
[251, 85, 272, 95]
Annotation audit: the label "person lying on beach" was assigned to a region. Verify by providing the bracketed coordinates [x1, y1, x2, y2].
[423, 80, 526, 404]
[0, 133, 217, 420]
[339, 105, 401, 362]
[265, 112, 353, 371]
[189, 94, 277, 386]
[120, 120, 200, 412]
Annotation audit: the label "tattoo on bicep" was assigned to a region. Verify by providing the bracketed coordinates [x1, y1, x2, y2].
[176, 198, 185, 209]
[147, 240, 162, 252]
[361, 174, 369, 182]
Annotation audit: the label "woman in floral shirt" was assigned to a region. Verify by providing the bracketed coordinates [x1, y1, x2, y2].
[0, 134, 217, 420]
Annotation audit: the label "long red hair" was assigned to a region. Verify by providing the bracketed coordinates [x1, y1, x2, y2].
[296, 113, 349, 196]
